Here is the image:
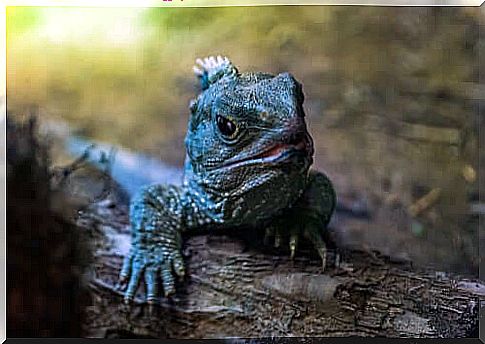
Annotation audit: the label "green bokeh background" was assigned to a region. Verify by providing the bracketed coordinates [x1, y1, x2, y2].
[6, 6, 483, 275]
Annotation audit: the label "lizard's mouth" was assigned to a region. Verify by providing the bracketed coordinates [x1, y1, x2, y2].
[255, 140, 307, 159]
[220, 134, 313, 170]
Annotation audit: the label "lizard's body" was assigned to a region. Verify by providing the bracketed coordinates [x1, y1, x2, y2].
[119, 56, 336, 302]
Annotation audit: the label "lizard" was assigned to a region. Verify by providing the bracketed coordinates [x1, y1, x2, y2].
[117, 56, 336, 305]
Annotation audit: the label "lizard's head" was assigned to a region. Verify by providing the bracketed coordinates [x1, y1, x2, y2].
[184, 57, 313, 219]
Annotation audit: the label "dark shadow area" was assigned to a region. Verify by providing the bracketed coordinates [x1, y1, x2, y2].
[6, 115, 91, 337]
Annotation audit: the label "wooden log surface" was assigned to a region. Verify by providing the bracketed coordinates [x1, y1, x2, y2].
[77, 197, 483, 339]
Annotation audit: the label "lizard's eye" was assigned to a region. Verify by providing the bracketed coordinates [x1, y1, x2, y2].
[216, 115, 239, 140]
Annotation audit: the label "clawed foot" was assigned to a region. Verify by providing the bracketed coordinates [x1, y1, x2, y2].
[263, 224, 329, 270]
[116, 247, 185, 306]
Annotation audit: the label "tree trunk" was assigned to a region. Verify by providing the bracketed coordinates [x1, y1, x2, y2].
[78, 198, 482, 339]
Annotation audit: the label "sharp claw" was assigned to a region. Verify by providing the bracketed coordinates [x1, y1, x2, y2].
[176, 268, 185, 279]
[264, 227, 275, 246]
[172, 258, 185, 279]
[123, 297, 133, 305]
[290, 228, 298, 259]
[318, 247, 327, 271]
[303, 225, 328, 271]
[274, 233, 281, 248]
[335, 251, 341, 268]
[147, 301, 158, 318]
[164, 287, 175, 298]
[289, 234, 298, 260]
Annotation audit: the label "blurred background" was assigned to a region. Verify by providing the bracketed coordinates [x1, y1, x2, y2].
[6, 6, 482, 280]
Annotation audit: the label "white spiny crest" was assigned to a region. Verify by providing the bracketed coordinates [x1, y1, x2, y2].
[193, 55, 238, 88]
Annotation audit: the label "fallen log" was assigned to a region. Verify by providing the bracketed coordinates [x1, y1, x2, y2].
[78, 197, 482, 339]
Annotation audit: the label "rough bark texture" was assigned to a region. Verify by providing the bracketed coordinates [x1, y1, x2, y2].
[78, 197, 483, 339]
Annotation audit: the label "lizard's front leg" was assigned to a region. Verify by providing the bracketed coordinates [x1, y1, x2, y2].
[117, 184, 186, 304]
[265, 170, 336, 269]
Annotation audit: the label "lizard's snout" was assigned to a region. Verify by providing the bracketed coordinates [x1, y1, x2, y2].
[279, 117, 310, 145]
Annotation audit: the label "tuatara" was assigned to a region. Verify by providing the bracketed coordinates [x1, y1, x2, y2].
[117, 56, 336, 304]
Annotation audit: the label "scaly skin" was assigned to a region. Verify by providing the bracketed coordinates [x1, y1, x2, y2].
[117, 56, 337, 304]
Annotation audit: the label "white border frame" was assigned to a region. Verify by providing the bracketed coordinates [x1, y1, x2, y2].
[1, 0, 485, 5]
[1, 1, 482, 342]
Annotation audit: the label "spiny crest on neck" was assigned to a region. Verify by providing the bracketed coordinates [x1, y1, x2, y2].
[192, 55, 239, 91]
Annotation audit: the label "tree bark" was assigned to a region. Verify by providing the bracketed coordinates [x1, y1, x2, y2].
[78, 198, 482, 339]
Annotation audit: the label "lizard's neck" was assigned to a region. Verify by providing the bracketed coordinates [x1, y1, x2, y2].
[181, 159, 309, 230]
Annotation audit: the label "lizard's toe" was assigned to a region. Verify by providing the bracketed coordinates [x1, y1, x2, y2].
[304, 225, 328, 271]
[144, 266, 159, 303]
[124, 259, 144, 303]
[117, 249, 134, 291]
[161, 261, 176, 297]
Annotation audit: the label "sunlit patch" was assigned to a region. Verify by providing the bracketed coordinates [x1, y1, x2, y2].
[39, 8, 148, 45]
